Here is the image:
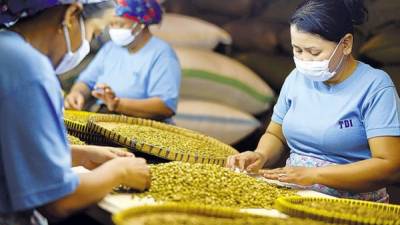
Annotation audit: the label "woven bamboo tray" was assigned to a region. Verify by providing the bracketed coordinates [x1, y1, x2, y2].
[67, 134, 86, 145]
[63, 110, 117, 146]
[274, 196, 400, 225]
[87, 114, 239, 166]
[112, 203, 254, 225]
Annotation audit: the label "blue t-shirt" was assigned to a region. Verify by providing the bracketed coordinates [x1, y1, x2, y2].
[272, 62, 400, 164]
[0, 30, 79, 213]
[77, 37, 181, 114]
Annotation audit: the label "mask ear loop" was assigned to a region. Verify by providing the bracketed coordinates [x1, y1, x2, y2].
[329, 38, 346, 74]
[79, 16, 86, 42]
[62, 22, 73, 53]
[134, 24, 146, 36]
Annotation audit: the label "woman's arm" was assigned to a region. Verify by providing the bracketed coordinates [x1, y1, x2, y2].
[71, 145, 134, 169]
[115, 97, 173, 120]
[264, 136, 400, 192]
[226, 121, 288, 171]
[313, 136, 400, 192]
[255, 121, 288, 168]
[39, 157, 150, 219]
[91, 84, 174, 120]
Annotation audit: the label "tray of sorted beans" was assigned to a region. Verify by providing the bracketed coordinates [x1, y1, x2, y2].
[122, 162, 296, 209]
[274, 196, 400, 225]
[87, 114, 239, 165]
[63, 110, 116, 146]
[67, 134, 86, 145]
[112, 203, 332, 225]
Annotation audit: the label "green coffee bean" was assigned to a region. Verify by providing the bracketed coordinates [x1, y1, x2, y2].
[105, 123, 237, 158]
[64, 110, 95, 124]
[132, 162, 296, 209]
[67, 134, 86, 145]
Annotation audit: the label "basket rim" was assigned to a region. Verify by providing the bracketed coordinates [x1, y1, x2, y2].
[274, 196, 400, 225]
[112, 203, 253, 225]
[87, 114, 239, 166]
[63, 110, 97, 132]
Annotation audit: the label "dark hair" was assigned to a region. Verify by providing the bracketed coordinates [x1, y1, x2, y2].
[290, 0, 368, 43]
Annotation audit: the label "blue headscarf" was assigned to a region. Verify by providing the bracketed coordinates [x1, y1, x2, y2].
[0, 0, 107, 26]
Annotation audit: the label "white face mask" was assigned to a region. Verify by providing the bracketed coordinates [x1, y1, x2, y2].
[294, 40, 345, 82]
[55, 17, 90, 75]
[109, 24, 145, 47]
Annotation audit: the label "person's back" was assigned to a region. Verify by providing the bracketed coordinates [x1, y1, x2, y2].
[0, 28, 78, 221]
[0, 1, 150, 224]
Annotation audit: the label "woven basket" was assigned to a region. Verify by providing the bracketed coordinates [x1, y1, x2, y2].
[63, 110, 117, 146]
[112, 203, 253, 225]
[67, 134, 86, 145]
[87, 114, 239, 166]
[274, 196, 400, 225]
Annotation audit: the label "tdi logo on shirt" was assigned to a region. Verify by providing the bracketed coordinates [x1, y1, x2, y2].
[339, 119, 353, 129]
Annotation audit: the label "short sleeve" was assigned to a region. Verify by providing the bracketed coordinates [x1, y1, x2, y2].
[0, 80, 79, 211]
[362, 86, 400, 138]
[77, 43, 110, 90]
[271, 70, 295, 124]
[147, 52, 181, 113]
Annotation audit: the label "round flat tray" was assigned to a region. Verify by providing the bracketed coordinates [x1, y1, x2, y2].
[63, 110, 117, 146]
[87, 114, 239, 166]
[274, 196, 400, 225]
[112, 203, 254, 225]
[67, 134, 86, 145]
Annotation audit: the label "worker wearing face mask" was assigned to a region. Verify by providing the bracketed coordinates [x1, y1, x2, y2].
[227, 0, 400, 202]
[64, 0, 181, 123]
[0, 1, 150, 224]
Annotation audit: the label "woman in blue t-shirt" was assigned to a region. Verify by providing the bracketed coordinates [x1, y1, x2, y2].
[227, 0, 400, 202]
[64, 0, 181, 123]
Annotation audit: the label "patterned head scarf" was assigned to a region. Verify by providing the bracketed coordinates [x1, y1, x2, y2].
[0, 0, 107, 26]
[115, 0, 162, 26]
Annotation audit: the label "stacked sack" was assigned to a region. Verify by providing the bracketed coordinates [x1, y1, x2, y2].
[151, 12, 275, 145]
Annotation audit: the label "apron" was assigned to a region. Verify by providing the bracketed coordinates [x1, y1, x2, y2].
[287, 152, 389, 203]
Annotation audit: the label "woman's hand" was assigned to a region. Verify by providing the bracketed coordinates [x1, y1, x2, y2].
[226, 151, 267, 172]
[261, 167, 316, 186]
[92, 83, 120, 111]
[65, 91, 85, 110]
[72, 145, 134, 170]
[114, 157, 151, 191]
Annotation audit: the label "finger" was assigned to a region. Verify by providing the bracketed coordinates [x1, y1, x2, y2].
[64, 99, 71, 109]
[277, 175, 295, 184]
[262, 172, 281, 180]
[145, 174, 151, 189]
[237, 157, 246, 171]
[226, 156, 236, 168]
[105, 87, 114, 93]
[263, 168, 283, 175]
[70, 99, 81, 110]
[95, 83, 107, 89]
[112, 149, 134, 157]
[76, 95, 85, 110]
[101, 151, 118, 161]
[246, 159, 261, 172]
[92, 90, 103, 99]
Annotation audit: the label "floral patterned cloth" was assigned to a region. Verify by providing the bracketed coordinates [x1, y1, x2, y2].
[287, 152, 389, 203]
[116, 0, 162, 25]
